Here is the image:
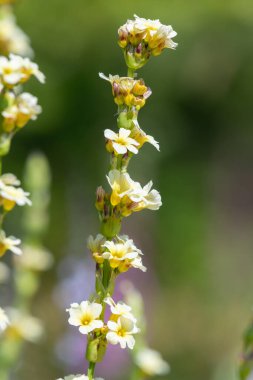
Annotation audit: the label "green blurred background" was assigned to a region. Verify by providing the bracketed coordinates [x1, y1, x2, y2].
[3, 0, 253, 379]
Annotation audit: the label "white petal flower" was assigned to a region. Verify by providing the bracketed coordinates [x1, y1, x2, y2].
[0, 180, 31, 209]
[67, 301, 103, 335]
[0, 173, 20, 186]
[106, 316, 139, 349]
[131, 257, 147, 272]
[105, 297, 137, 322]
[104, 128, 139, 155]
[131, 121, 160, 151]
[0, 307, 9, 332]
[0, 230, 22, 257]
[128, 180, 162, 211]
[135, 348, 170, 376]
[6, 308, 43, 342]
[101, 236, 145, 272]
[102, 240, 138, 262]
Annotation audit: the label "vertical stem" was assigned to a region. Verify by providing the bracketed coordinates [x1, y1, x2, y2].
[130, 367, 145, 380]
[127, 67, 135, 78]
[0, 155, 2, 176]
[87, 361, 96, 380]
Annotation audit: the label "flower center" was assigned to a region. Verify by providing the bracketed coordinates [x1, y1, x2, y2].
[81, 315, 92, 326]
[117, 328, 126, 337]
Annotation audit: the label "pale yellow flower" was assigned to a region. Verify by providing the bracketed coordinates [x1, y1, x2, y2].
[0, 173, 20, 186]
[5, 308, 43, 342]
[67, 301, 103, 335]
[131, 120, 160, 151]
[104, 128, 139, 155]
[106, 169, 162, 214]
[0, 179, 31, 211]
[0, 230, 22, 257]
[102, 237, 146, 272]
[135, 348, 170, 376]
[128, 180, 162, 211]
[106, 169, 135, 206]
[105, 297, 137, 322]
[106, 315, 139, 349]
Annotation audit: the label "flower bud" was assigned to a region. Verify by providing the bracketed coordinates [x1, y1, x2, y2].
[0, 134, 11, 156]
[95, 186, 105, 212]
[100, 216, 121, 239]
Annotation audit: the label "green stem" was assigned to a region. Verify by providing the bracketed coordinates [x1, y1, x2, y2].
[127, 67, 135, 78]
[87, 361, 96, 380]
[130, 367, 146, 380]
[0, 155, 2, 176]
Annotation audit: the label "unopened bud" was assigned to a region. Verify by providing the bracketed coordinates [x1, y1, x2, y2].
[95, 186, 105, 211]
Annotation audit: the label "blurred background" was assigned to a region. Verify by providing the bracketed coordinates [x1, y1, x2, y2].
[1, 0, 253, 379]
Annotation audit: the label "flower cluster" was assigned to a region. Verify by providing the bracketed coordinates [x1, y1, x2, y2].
[67, 298, 139, 351]
[118, 14, 177, 69]
[0, 172, 32, 258]
[62, 14, 176, 380]
[99, 73, 151, 110]
[0, 3, 49, 378]
[0, 55, 44, 259]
